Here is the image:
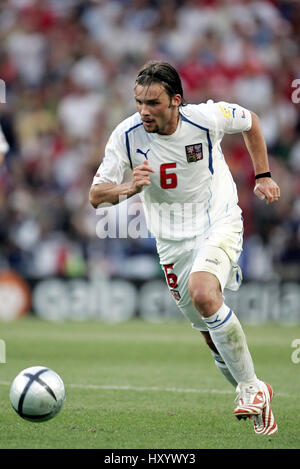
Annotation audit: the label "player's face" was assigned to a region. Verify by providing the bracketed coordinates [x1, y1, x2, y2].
[134, 83, 182, 135]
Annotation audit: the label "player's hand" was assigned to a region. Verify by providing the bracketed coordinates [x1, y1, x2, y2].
[254, 178, 280, 204]
[131, 160, 155, 193]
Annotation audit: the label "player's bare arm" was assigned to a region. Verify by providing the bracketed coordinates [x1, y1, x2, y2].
[243, 111, 280, 204]
[89, 160, 155, 208]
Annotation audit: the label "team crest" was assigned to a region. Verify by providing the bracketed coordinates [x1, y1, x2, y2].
[185, 143, 203, 163]
[170, 289, 181, 301]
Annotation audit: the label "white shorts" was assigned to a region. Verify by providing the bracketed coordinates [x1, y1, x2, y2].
[158, 223, 243, 332]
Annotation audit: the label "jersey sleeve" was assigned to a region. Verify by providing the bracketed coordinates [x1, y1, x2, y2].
[92, 128, 130, 186]
[209, 100, 252, 136]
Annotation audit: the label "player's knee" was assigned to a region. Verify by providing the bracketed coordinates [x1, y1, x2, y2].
[189, 272, 223, 317]
[188, 282, 216, 313]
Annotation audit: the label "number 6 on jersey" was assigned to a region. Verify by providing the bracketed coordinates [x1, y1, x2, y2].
[160, 163, 177, 189]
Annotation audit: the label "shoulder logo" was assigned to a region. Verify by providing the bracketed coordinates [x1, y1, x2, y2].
[218, 104, 233, 119]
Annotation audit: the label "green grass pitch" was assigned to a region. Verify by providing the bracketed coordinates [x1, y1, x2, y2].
[0, 316, 299, 449]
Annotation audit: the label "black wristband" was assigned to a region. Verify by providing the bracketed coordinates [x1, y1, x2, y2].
[255, 172, 271, 180]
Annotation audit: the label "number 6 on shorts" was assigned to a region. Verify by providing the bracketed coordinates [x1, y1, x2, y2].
[163, 264, 178, 288]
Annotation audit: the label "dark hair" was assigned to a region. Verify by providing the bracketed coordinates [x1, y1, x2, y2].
[135, 61, 186, 106]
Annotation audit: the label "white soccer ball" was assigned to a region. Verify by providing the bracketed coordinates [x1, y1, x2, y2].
[9, 366, 66, 422]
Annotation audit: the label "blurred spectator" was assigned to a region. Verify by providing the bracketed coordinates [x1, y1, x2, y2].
[0, 0, 299, 282]
[0, 123, 9, 165]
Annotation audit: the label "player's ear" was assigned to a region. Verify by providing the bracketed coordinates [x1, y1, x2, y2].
[171, 94, 182, 108]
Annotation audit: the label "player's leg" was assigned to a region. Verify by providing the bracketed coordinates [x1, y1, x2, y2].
[160, 245, 277, 433]
[201, 331, 237, 388]
[188, 247, 277, 430]
[189, 270, 258, 386]
[160, 248, 237, 388]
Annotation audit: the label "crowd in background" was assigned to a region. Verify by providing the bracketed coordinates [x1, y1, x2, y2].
[0, 0, 299, 283]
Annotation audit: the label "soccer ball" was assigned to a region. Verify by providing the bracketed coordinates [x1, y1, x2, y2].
[9, 366, 66, 422]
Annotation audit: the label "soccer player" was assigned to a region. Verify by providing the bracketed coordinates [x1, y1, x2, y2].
[89, 61, 280, 435]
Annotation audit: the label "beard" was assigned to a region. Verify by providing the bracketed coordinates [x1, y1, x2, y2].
[142, 121, 159, 133]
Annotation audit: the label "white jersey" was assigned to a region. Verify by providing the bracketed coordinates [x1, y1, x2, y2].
[92, 101, 251, 244]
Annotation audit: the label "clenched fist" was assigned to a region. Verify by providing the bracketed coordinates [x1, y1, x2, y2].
[254, 177, 280, 204]
[130, 160, 155, 193]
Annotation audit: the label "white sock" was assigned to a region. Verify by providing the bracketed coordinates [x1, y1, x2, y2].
[203, 303, 258, 387]
[211, 351, 237, 388]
